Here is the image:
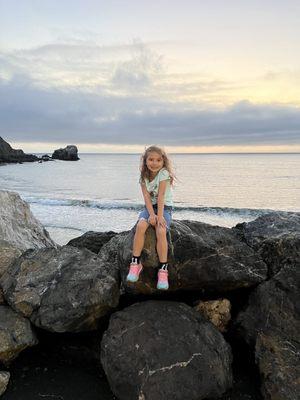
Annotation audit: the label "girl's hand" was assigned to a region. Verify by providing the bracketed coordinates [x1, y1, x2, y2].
[157, 215, 166, 228]
[148, 214, 157, 226]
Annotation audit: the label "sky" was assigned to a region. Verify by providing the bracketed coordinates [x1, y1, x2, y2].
[0, 0, 299, 153]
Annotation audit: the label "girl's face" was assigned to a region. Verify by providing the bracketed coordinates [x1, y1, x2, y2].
[146, 151, 164, 174]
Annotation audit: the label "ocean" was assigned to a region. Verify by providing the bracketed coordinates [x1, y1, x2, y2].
[0, 153, 299, 245]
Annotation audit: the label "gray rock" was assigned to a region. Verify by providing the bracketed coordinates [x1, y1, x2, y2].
[52, 145, 79, 161]
[0, 245, 120, 332]
[234, 212, 300, 276]
[120, 220, 267, 294]
[0, 190, 56, 251]
[0, 371, 10, 396]
[235, 263, 299, 400]
[101, 300, 233, 400]
[0, 240, 22, 278]
[0, 240, 22, 305]
[0, 137, 38, 164]
[67, 230, 119, 254]
[0, 305, 38, 364]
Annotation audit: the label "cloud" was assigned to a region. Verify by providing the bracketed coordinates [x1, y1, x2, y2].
[0, 72, 299, 147]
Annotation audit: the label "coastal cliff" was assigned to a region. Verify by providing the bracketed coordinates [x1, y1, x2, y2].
[0, 137, 38, 164]
[0, 190, 299, 400]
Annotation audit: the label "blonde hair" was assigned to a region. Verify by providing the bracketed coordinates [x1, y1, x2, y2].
[140, 145, 175, 185]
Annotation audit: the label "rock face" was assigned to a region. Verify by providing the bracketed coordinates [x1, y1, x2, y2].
[234, 212, 300, 277]
[0, 240, 22, 279]
[0, 137, 38, 163]
[68, 231, 119, 254]
[101, 301, 233, 400]
[0, 190, 56, 251]
[120, 220, 267, 294]
[194, 299, 231, 332]
[0, 245, 120, 332]
[52, 145, 79, 161]
[0, 305, 38, 364]
[0, 371, 10, 396]
[235, 263, 299, 400]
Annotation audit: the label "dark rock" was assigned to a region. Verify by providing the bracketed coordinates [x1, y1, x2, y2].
[41, 154, 52, 161]
[68, 231, 119, 254]
[234, 212, 300, 276]
[0, 137, 38, 164]
[0, 305, 38, 364]
[52, 145, 79, 161]
[255, 333, 299, 400]
[235, 263, 299, 399]
[101, 300, 233, 400]
[0, 245, 120, 332]
[120, 220, 267, 294]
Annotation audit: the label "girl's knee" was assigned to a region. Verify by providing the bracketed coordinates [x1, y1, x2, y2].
[156, 226, 167, 237]
[136, 219, 149, 232]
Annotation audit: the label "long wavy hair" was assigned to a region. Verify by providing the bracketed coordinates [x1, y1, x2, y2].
[140, 145, 175, 185]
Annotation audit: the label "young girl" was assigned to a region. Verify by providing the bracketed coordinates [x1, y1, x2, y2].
[126, 145, 174, 290]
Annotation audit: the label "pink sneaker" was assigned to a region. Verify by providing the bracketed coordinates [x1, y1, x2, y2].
[126, 263, 143, 283]
[157, 269, 169, 290]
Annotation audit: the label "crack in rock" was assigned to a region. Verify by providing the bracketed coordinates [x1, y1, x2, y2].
[148, 352, 202, 376]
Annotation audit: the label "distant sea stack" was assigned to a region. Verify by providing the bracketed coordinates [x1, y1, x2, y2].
[0, 137, 38, 164]
[52, 145, 79, 161]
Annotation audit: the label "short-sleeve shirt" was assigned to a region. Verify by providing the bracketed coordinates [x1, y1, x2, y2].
[142, 168, 173, 206]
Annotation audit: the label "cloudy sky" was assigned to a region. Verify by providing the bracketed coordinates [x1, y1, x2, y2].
[0, 0, 299, 153]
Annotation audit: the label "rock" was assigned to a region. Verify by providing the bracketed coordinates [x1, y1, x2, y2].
[235, 263, 299, 399]
[194, 299, 231, 332]
[52, 145, 79, 161]
[0, 245, 120, 332]
[0, 371, 10, 396]
[0, 240, 23, 278]
[41, 154, 52, 161]
[0, 305, 38, 364]
[120, 220, 267, 294]
[234, 212, 300, 276]
[0, 137, 38, 164]
[0, 240, 22, 305]
[0, 190, 56, 251]
[67, 231, 119, 254]
[255, 333, 300, 400]
[101, 300, 233, 400]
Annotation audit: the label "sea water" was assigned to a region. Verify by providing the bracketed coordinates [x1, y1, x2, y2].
[0, 153, 299, 245]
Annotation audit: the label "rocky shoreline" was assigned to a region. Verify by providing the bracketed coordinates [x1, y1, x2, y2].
[0, 137, 79, 164]
[0, 190, 299, 399]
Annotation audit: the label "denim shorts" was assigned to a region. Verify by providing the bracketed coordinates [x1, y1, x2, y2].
[138, 204, 173, 229]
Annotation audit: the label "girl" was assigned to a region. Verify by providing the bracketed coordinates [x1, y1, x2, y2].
[126, 145, 174, 290]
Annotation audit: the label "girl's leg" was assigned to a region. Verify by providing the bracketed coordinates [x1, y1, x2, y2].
[155, 225, 168, 263]
[132, 219, 149, 257]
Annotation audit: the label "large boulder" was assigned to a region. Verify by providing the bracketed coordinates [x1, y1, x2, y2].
[52, 145, 79, 161]
[101, 300, 233, 400]
[0, 137, 38, 163]
[0, 245, 120, 332]
[234, 212, 300, 276]
[67, 231, 119, 254]
[120, 220, 267, 294]
[0, 305, 38, 364]
[235, 263, 299, 399]
[0, 190, 56, 251]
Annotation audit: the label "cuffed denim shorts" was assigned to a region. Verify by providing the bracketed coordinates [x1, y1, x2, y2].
[138, 204, 173, 229]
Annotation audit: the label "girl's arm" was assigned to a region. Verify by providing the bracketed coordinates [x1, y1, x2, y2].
[141, 183, 156, 224]
[157, 180, 167, 227]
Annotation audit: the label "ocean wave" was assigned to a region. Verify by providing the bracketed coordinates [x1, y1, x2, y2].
[23, 195, 279, 217]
